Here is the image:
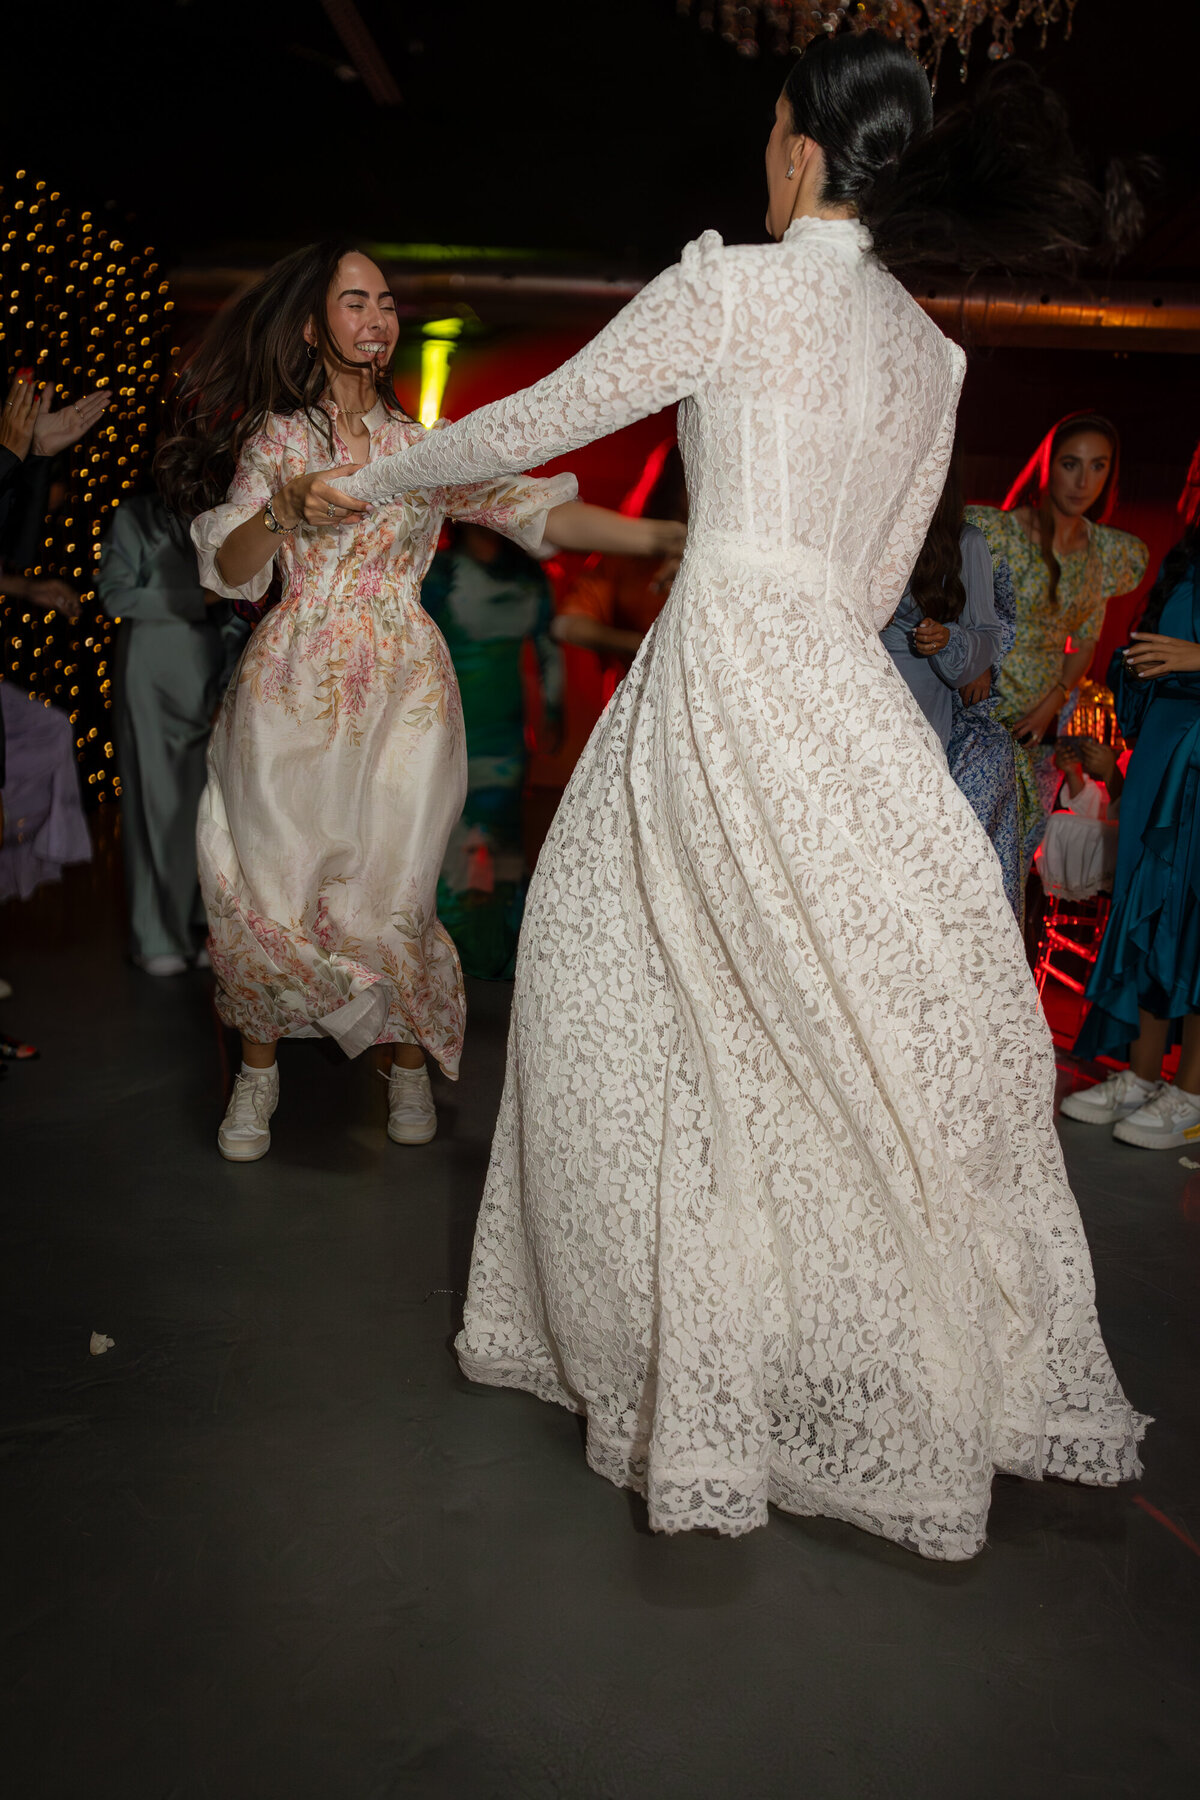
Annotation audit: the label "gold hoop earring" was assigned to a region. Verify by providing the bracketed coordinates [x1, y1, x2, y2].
[306, 344, 316, 361]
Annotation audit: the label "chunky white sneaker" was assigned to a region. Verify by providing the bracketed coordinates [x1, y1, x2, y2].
[386, 1063, 437, 1145]
[1113, 1083, 1200, 1151]
[135, 953, 189, 977]
[1060, 1068, 1160, 1126]
[218, 1068, 279, 1162]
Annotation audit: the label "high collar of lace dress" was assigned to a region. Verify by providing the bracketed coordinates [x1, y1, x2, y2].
[782, 215, 872, 255]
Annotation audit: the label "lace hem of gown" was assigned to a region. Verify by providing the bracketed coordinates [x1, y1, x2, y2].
[455, 1338, 1148, 1558]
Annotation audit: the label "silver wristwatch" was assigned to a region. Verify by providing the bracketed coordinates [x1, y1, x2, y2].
[263, 497, 296, 535]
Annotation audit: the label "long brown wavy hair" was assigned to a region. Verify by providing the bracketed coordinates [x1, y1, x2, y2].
[908, 447, 966, 625]
[1001, 410, 1121, 608]
[156, 238, 410, 519]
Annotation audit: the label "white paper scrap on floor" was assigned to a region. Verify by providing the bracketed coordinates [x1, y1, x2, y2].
[345, 216, 1148, 1558]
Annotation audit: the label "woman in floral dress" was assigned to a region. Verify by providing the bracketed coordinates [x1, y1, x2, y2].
[158, 241, 682, 1161]
[966, 412, 1148, 863]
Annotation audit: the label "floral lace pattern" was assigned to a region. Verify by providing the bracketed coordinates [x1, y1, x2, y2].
[193, 402, 575, 1068]
[348, 225, 1146, 1554]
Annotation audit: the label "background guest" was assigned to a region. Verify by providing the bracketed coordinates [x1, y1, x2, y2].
[552, 443, 687, 705]
[420, 522, 562, 980]
[944, 558, 1027, 918]
[1062, 512, 1200, 1147]
[881, 449, 1025, 915]
[97, 479, 250, 976]
[1035, 737, 1119, 902]
[0, 368, 108, 909]
[966, 412, 1148, 817]
[881, 449, 1003, 750]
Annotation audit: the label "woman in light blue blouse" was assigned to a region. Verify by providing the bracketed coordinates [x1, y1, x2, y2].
[881, 458, 1002, 749]
[882, 454, 1024, 915]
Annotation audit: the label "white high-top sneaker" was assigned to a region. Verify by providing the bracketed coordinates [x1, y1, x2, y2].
[1113, 1083, 1200, 1151]
[218, 1067, 279, 1162]
[1060, 1069, 1160, 1126]
[385, 1063, 437, 1145]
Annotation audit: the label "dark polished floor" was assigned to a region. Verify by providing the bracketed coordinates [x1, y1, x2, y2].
[3, 833, 1198, 1800]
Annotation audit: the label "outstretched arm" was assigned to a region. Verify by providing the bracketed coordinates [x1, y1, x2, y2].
[545, 501, 685, 560]
[339, 234, 729, 505]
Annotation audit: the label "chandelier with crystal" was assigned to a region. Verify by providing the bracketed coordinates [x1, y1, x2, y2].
[681, 3, 1083, 76]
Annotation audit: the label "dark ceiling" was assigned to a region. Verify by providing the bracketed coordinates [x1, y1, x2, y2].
[4, 0, 1199, 276]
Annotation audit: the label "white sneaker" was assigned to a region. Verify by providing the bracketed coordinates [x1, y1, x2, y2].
[135, 953, 188, 978]
[1113, 1083, 1200, 1151]
[1060, 1069, 1160, 1126]
[218, 1068, 279, 1162]
[385, 1063, 437, 1145]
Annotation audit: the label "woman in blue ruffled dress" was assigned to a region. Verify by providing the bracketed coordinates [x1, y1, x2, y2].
[1061, 520, 1200, 1148]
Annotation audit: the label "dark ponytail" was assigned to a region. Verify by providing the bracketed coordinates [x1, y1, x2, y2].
[784, 31, 1122, 276]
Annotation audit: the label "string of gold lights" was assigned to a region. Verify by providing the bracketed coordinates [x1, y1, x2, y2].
[680, 2, 1082, 76]
[0, 168, 174, 805]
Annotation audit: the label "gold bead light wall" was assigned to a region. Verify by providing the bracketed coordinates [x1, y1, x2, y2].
[0, 168, 174, 804]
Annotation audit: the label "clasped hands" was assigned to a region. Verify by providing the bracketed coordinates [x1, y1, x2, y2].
[1122, 632, 1200, 681]
[268, 464, 370, 529]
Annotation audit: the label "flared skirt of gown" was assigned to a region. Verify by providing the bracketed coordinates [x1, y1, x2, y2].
[454, 541, 1146, 1560]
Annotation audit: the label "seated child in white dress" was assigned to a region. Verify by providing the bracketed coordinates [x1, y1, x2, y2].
[1037, 738, 1121, 901]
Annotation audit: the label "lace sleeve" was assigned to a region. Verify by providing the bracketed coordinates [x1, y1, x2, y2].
[341, 233, 730, 504]
[867, 346, 964, 632]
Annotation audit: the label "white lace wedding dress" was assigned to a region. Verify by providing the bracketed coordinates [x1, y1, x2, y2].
[346, 219, 1146, 1558]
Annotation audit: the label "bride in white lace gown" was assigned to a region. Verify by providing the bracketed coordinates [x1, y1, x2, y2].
[343, 34, 1146, 1556]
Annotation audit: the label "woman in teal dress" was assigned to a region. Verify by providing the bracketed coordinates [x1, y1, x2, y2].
[420, 523, 561, 980]
[1062, 524, 1200, 1149]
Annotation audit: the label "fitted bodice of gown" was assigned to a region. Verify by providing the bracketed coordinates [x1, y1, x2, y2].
[346, 220, 962, 634]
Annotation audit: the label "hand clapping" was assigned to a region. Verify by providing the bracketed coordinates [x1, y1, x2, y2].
[32, 383, 112, 457]
[0, 373, 39, 460]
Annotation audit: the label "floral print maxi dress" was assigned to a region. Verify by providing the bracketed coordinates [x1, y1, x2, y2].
[965, 506, 1147, 842]
[191, 400, 574, 1071]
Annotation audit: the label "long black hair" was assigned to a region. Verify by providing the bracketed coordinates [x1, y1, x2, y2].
[1137, 523, 1200, 636]
[783, 31, 1131, 276]
[908, 447, 965, 625]
[156, 238, 410, 519]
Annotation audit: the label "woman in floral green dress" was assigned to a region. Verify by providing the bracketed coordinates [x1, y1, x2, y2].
[967, 411, 1148, 864]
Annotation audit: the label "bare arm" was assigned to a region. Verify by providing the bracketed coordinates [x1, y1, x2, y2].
[544, 501, 685, 560]
[551, 612, 644, 657]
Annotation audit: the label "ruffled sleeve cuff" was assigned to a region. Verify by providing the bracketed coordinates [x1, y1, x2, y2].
[190, 502, 275, 604]
[449, 471, 579, 558]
